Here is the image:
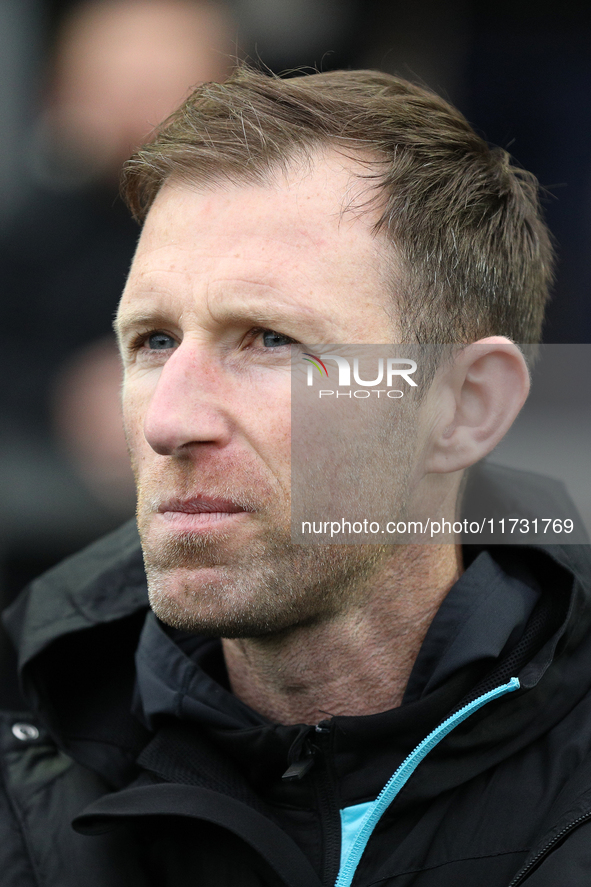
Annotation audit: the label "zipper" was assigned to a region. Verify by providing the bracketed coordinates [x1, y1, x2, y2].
[507, 810, 591, 886]
[335, 677, 521, 887]
[314, 724, 342, 887]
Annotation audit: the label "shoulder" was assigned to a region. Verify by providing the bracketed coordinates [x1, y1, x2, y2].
[3, 520, 147, 672]
[0, 711, 143, 887]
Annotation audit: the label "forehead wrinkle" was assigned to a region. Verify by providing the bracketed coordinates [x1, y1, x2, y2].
[116, 267, 194, 328]
[203, 278, 330, 322]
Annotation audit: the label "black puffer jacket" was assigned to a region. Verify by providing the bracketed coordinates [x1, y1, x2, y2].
[2, 516, 591, 886]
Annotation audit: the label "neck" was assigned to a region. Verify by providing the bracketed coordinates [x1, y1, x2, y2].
[222, 544, 462, 725]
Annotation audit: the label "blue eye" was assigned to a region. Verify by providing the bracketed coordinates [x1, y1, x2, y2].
[148, 332, 176, 350]
[261, 330, 293, 348]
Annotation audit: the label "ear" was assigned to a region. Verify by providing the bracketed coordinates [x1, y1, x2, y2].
[424, 337, 530, 474]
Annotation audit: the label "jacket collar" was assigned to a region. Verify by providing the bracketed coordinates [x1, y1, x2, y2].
[129, 543, 582, 808]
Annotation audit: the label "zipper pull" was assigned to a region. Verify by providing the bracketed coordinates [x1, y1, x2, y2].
[282, 726, 318, 780]
[282, 756, 316, 780]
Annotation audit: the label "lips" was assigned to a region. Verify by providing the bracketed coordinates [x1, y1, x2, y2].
[157, 496, 250, 515]
[154, 496, 253, 533]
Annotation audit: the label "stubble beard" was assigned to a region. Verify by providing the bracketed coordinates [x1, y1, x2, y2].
[138, 497, 390, 639]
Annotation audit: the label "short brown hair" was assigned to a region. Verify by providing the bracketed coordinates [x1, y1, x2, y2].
[122, 65, 554, 344]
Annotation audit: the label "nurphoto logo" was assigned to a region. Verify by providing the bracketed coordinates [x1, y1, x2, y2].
[303, 352, 418, 398]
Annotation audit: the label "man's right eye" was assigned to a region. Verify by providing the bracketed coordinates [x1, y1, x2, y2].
[146, 332, 176, 350]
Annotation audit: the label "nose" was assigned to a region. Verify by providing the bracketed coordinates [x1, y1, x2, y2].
[143, 343, 233, 456]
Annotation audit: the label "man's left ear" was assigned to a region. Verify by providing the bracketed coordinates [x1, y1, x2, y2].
[424, 337, 530, 474]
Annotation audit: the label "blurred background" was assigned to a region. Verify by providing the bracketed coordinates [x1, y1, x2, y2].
[1, 0, 591, 706]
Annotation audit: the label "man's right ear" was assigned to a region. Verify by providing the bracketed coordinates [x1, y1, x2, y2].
[422, 337, 530, 475]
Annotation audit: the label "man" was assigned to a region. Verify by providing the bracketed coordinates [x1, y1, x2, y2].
[1, 66, 590, 886]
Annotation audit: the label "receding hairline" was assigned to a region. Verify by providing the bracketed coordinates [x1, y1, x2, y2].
[136, 138, 394, 217]
[121, 66, 474, 224]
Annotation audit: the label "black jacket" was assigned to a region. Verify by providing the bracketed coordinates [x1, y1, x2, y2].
[2, 513, 591, 885]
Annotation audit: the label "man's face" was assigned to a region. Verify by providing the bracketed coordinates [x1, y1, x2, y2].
[117, 152, 404, 636]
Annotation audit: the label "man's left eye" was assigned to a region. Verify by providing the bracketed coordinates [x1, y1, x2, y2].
[260, 329, 294, 348]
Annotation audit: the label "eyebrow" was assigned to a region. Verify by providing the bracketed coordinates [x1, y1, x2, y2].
[211, 307, 317, 330]
[115, 300, 325, 340]
[114, 310, 174, 344]
[115, 311, 162, 330]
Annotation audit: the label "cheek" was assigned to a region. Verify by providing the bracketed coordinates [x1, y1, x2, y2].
[233, 374, 292, 479]
[121, 380, 151, 463]
[266, 417, 292, 484]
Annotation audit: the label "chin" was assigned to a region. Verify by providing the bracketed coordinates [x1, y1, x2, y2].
[145, 564, 307, 638]
[143, 529, 390, 638]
